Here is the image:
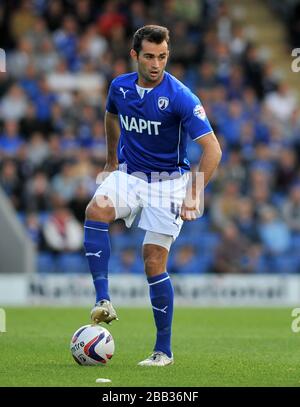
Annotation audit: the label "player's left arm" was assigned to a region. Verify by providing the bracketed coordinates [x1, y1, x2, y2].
[181, 132, 222, 221]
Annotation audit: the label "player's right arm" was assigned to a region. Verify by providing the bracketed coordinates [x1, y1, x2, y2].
[104, 110, 120, 172]
[102, 79, 120, 177]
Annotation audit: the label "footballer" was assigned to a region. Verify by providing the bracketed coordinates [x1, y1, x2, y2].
[83, 25, 222, 366]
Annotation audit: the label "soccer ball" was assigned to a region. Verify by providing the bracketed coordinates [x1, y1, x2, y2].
[70, 324, 114, 366]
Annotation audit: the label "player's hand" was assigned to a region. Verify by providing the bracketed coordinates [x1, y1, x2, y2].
[180, 199, 201, 221]
[180, 172, 203, 221]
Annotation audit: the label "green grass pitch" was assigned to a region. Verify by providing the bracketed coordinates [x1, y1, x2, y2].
[0, 307, 299, 387]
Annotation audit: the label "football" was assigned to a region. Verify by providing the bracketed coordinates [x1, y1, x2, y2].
[70, 324, 114, 366]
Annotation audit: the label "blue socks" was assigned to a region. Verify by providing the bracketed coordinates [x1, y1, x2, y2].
[84, 220, 111, 303]
[147, 272, 174, 358]
[84, 220, 174, 357]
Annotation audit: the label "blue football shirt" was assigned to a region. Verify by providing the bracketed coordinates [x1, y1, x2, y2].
[106, 71, 213, 179]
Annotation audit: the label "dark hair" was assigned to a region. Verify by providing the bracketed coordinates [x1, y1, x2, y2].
[133, 25, 170, 55]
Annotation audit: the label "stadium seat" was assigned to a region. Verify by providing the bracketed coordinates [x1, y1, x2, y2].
[37, 252, 56, 273]
[111, 235, 132, 251]
[291, 234, 300, 251]
[196, 232, 220, 252]
[181, 216, 210, 236]
[269, 254, 299, 274]
[56, 253, 88, 274]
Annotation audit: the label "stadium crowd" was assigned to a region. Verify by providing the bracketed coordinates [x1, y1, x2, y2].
[0, 0, 300, 274]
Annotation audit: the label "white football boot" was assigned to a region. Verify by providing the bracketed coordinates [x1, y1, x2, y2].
[138, 351, 174, 367]
[91, 300, 118, 325]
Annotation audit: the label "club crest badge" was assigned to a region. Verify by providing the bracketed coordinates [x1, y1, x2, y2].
[158, 96, 169, 110]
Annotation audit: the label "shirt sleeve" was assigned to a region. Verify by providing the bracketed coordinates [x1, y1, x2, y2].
[175, 88, 213, 141]
[106, 81, 118, 114]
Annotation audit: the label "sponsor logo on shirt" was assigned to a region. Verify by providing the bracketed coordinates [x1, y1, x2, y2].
[120, 114, 161, 135]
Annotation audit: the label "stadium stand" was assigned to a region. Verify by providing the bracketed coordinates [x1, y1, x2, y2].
[0, 0, 299, 274]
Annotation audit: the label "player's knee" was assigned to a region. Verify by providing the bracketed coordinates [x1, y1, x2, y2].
[143, 245, 167, 272]
[144, 258, 161, 272]
[85, 197, 115, 223]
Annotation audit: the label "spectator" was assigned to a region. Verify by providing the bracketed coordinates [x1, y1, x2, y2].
[41, 134, 63, 178]
[72, 0, 96, 33]
[234, 197, 259, 242]
[218, 100, 246, 146]
[211, 179, 241, 228]
[261, 62, 279, 96]
[0, 0, 299, 275]
[24, 17, 50, 53]
[50, 103, 66, 134]
[195, 61, 217, 90]
[129, 0, 148, 31]
[24, 212, 43, 250]
[42, 201, 83, 253]
[0, 84, 28, 120]
[60, 127, 80, 154]
[173, 0, 201, 27]
[264, 82, 297, 122]
[170, 245, 200, 274]
[243, 44, 264, 99]
[34, 38, 60, 74]
[251, 184, 273, 217]
[289, 1, 300, 49]
[27, 132, 49, 169]
[219, 148, 247, 186]
[0, 159, 21, 208]
[24, 171, 51, 212]
[116, 247, 142, 274]
[229, 23, 248, 61]
[97, 1, 127, 39]
[53, 15, 79, 70]
[170, 21, 197, 64]
[32, 77, 57, 122]
[51, 160, 79, 202]
[258, 205, 291, 255]
[43, 0, 64, 33]
[0, 120, 24, 157]
[82, 25, 108, 62]
[20, 103, 51, 139]
[109, 24, 129, 60]
[19, 64, 40, 100]
[226, 65, 245, 100]
[69, 183, 91, 224]
[243, 87, 260, 119]
[90, 120, 106, 160]
[7, 38, 34, 78]
[274, 148, 298, 194]
[282, 183, 300, 234]
[9, 0, 36, 43]
[212, 222, 250, 273]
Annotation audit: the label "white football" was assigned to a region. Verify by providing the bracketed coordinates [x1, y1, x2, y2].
[70, 324, 115, 366]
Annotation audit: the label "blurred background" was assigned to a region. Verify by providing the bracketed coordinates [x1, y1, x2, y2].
[0, 0, 300, 305]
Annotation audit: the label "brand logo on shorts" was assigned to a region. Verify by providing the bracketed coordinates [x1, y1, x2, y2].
[158, 96, 169, 110]
[193, 104, 206, 120]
